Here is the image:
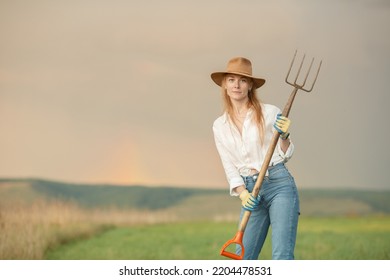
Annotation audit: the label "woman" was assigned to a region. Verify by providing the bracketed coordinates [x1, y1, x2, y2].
[211, 57, 300, 260]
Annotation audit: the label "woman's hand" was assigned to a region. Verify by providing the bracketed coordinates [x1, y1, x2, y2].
[239, 189, 259, 211]
[274, 113, 291, 140]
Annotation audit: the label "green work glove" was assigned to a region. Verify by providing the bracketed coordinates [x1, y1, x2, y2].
[274, 113, 291, 140]
[239, 189, 259, 211]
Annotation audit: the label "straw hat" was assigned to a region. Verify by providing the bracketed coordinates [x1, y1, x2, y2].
[210, 57, 266, 89]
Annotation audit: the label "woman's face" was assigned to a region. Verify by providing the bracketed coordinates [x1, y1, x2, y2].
[224, 74, 253, 102]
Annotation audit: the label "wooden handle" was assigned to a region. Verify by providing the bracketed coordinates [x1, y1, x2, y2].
[238, 87, 298, 233]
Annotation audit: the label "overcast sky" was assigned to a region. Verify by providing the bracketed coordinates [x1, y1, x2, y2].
[1, 0, 389, 190]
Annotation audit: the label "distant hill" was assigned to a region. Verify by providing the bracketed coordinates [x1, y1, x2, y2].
[0, 178, 222, 210]
[1, 178, 389, 217]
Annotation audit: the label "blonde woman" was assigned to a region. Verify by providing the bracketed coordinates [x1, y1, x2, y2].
[211, 57, 300, 260]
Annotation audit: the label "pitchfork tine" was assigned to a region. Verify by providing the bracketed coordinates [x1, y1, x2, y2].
[301, 57, 314, 87]
[294, 53, 306, 85]
[286, 50, 322, 93]
[285, 50, 297, 84]
[303, 59, 322, 92]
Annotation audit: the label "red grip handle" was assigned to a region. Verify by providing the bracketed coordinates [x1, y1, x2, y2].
[220, 231, 244, 260]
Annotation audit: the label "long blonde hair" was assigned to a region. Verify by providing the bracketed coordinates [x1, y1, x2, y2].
[221, 76, 265, 145]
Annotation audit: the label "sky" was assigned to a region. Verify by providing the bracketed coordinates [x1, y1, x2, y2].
[1, 0, 389, 190]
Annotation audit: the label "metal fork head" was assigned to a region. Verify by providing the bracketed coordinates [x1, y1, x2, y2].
[285, 50, 322, 92]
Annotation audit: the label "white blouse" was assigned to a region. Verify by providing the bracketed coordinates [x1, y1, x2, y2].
[212, 103, 294, 196]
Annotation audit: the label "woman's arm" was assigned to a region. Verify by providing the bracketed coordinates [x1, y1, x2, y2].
[279, 137, 291, 154]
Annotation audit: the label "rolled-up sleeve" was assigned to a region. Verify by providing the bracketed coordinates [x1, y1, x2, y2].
[277, 138, 294, 162]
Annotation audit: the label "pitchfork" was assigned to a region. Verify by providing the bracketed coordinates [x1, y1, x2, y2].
[220, 50, 322, 260]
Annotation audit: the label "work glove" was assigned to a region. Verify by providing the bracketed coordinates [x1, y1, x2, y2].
[274, 113, 291, 140]
[239, 189, 259, 211]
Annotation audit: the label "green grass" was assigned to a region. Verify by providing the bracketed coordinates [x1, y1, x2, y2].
[45, 216, 390, 260]
[46, 222, 234, 260]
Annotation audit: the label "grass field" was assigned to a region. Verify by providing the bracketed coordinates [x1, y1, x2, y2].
[1, 179, 390, 260]
[45, 216, 390, 260]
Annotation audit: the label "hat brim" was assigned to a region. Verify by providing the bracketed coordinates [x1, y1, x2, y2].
[211, 72, 266, 89]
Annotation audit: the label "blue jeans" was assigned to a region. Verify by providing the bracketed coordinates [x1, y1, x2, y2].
[236, 163, 300, 260]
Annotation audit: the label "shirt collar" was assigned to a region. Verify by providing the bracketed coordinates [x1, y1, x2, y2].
[222, 112, 228, 123]
[222, 108, 253, 123]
